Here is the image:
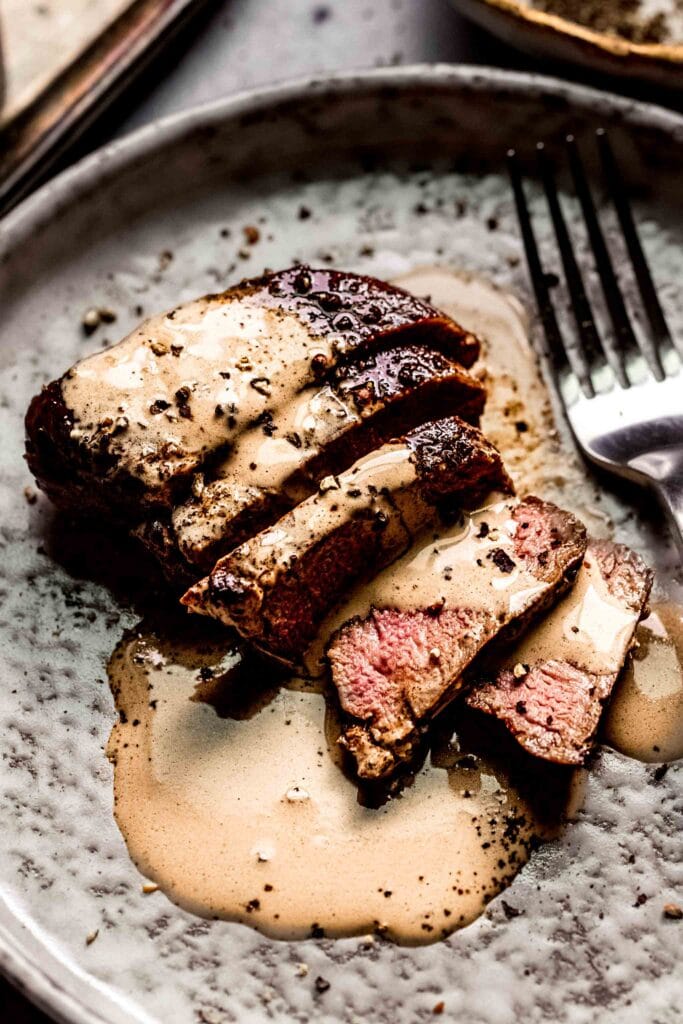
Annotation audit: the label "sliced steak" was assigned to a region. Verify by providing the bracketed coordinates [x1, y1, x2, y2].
[465, 540, 653, 765]
[143, 344, 485, 577]
[327, 496, 587, 780]
[25, 266, 478, 523]
[234, 266, 480, 365]
[182, 417, 511, 662]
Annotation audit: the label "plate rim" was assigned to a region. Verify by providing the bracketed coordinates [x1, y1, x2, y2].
[1, 63, 682, 1024]
[3, 63, 683, 263]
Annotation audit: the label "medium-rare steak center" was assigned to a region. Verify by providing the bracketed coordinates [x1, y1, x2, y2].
[326, 495, 587, 779]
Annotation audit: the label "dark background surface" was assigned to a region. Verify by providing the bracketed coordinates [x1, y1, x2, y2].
[1, 0, 678, 1020]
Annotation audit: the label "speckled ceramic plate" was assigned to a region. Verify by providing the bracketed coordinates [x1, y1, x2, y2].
[0, 67, 681, 1024]
[450, 0, 683, 90]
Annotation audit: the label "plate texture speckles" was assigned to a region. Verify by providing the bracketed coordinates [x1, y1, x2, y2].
[0, 68, 682, 1024]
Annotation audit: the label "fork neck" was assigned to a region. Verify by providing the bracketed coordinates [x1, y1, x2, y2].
[631, 445, 683, 558]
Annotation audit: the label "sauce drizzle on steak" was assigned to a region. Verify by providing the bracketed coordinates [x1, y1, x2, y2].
[327, 496, 587, 779]
[465, 540, 653, 764]
[25, 267, 481, 583]
[182, 417, 512, 663]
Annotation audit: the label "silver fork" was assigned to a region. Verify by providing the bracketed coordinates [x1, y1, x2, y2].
[508, 130, 683, 555]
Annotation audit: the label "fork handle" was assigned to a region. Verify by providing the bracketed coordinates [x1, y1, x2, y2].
[632, 445, 683, 556]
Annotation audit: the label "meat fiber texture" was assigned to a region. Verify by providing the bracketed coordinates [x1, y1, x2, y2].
[465, 540, 653, 764]
[182, 416, 512, 663]
[328, 496, 588, 780]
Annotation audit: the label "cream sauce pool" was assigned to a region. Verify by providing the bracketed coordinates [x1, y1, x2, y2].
[603, 602, 683, 763]
[108, 266, 683, 944]
[108, 621, 576, 944]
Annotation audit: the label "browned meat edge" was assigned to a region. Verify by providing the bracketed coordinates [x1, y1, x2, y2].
[182, 417, 512, 663]
[25, 266, 479, 526]
[136, 345, 486, 583]
[464, 540, 654, 765]
[328, 497, 587, 780]
[229, 266, 480, 367]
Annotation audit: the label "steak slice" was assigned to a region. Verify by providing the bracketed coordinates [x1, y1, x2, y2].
[234, 266, 480, 365]
[465, 540, 653, 765]
[182, 417, 512, 663]
[25, 266, 478, 523]
[143, 344, 486, 577]
[327, 496, 587, 780]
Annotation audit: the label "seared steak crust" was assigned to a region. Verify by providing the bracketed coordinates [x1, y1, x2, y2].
[229, 265, 480, 366]
[465, 540, 653, 764]
[182, 417, 512, 663]
[138, 345, 486, 580]
[303, 346, 485, 484]
[25, 378, 112, 520]
[25, 267, 479, 523]
[329, 497, 587, 780]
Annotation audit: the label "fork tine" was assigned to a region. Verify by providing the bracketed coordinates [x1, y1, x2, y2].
[597, 129, 672, 373]
[506, 149, 569, 376]
[536, 142, 605, 397]
[565, 134, 637, 389]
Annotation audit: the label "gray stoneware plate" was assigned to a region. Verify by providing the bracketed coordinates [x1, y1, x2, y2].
[0, 66, 682, 1024]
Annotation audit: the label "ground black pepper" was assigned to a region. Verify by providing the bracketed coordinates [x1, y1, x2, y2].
[489, 548, 516, 573]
